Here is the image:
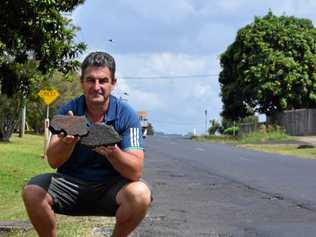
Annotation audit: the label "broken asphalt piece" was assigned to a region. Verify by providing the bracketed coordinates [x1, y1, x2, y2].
[0, 220, 33, 233]
[49, 115, 121, 147]
[49, 115, 88, 137]
[80, 123, 122, 147]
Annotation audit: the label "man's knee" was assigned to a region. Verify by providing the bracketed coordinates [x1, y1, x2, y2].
[118, 181, 152, 209]
[22, 185, 53, 206]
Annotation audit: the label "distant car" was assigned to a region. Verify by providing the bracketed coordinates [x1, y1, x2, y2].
[183, 132, 194, 139]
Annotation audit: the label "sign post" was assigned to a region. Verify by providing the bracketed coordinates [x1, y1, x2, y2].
[38, 89, 60, 158]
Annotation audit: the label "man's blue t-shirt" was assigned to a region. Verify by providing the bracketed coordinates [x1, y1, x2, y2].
[55, 95, 144, 182]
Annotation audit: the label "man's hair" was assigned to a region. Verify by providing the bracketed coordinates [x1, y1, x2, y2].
[81, 51, 116, 80]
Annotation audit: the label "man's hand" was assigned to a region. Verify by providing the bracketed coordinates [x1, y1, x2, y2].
[95, 145, 144, 181]
[57, 132, 80, 144]
[94, 144, 119, 158]
[46, 111, 80, 169]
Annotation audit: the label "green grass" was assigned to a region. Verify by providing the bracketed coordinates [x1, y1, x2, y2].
[237, 130, 316, 159]
[239, 144, 316, 159]
[239, 130, 291, 144]
[0, 134, 50, 220]
[5, 216, 115, 237]
[192, 135, 238, 144]
[192, 130, 290, 144]
[0, 134, 114, 237]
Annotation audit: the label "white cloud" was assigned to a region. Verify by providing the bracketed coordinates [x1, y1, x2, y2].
[112, 52, 221, 134]
[113, 79, 164, 111]
[148, 53, 208, 74]
[216, 0, 246, 12]
[192, 83, 211, 98]
[121, 0, 195, 22]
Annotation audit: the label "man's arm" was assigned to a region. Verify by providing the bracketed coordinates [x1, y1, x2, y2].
[95, 146, 144, 181]
[46, 133, 79, 169]
[46, 110, 79, 169]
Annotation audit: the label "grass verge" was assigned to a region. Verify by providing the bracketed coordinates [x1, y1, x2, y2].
[0, 134, 114, 237]
[192, 135, 238, 144]
[239, 144, 316, 159]
[238, 130, 291, 144]
[192, 130, 290, 145]
[193, 131, 316, 159]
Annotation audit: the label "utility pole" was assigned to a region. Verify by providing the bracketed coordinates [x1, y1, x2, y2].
[19, 104, 26, 137]
[19, 96, 26, 138]
[204, 109, 208, 135]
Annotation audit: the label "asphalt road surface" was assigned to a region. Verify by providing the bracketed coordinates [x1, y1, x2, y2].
[135, 135, 316, 237]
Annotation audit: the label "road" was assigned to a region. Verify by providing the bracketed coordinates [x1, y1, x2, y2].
[135, 135, 316, 237]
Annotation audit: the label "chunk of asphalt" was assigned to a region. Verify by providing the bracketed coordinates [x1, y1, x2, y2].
[0, 220, 33, 233]
[80, 123, 122, 147]
[49, 115, 89, 137]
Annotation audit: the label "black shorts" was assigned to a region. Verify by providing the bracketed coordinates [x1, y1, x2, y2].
[26, 173, 130, 216]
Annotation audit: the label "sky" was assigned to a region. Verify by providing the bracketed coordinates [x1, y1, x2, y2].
[71, 0, 316, 135]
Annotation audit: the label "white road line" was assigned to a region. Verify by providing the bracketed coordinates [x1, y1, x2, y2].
[239, 157, 252, 161]
[196, 147, 205, 151]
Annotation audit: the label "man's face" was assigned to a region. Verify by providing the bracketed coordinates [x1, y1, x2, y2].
[81, 66, 116, 105]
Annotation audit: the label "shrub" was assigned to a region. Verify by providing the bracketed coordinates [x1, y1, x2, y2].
[223, 126, 240, 136]
[240, 125, 289, 144]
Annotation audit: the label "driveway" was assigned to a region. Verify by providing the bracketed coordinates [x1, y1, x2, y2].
[294, 136, 316, 145]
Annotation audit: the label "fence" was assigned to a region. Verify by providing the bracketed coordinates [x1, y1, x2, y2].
[239, 122, 265, 135]
[270, 109, 316, 136]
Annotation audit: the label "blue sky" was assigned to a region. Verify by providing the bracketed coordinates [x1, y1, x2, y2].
[71, 0, 316, 135]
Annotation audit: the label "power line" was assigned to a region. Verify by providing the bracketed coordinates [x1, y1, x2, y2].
[119, 74, 219, 80]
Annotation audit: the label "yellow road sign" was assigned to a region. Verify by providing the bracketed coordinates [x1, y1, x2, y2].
[38, 89, 60, 105]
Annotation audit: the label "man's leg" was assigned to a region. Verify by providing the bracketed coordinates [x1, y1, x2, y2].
[112, 181, 151, 237]
[22, 185, 57, 237]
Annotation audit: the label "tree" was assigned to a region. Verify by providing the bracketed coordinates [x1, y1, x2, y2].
[219, 11, 316, 121]
[0, 0, 86, 141]
[0, 94, 20, 142]
[208, 119, 220, 135]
